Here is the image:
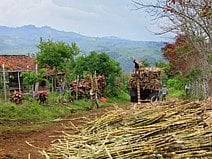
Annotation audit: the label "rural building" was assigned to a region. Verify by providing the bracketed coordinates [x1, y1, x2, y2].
[0, 55, 36, 92]
[0, 55, 66, 93]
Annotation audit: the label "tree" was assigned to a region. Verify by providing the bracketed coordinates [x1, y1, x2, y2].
[22, 68, 48, 95]
[23, 68, 46, 85]
[162, 34, 199, 75]
[37, 39, 79, 73]
[132, 0, 212, 98]
[141, 59, 150, 67]
[74, 51, 122, 96]
[155, 61, 171, 84]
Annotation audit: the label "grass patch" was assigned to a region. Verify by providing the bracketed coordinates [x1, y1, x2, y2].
[168, 87, 185, 99]
[106, 91, 130, 104]
[0, 91, 131, 132]
[0, 100, 71, 121]
[0, 91, 130, 121]
[167, 87, 194, 100]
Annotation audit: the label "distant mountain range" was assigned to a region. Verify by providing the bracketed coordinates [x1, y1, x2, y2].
[0, 25, 164, 73]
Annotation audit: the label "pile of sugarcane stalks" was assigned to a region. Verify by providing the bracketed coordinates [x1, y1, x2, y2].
[41, 99, 212, 158]
[130, 67, 162, 90]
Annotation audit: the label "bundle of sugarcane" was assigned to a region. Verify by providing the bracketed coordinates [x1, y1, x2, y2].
[130, 67, 161, 90]
[41, 100, 212, 158]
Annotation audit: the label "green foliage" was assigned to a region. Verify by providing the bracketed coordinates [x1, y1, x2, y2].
[22, 68, 48, 88]
[74, 51, 121, 75]
[0, 73, 4, 89]
[22, 71, 39, 85]
[167, 87, 185, 99]
[166, 76, 189, 98]
[0, 91, 130, 122]
[209, 53, 212, 65]
[38, 68, 46, 77]
[74, 51, 123, 96]
[155, 61, 171, 84]
[167, 76, 188, 90]
[175, 44, 193, 56]
[37, 39, 79, 73]
[155, 61, 170, 75]
[106, 90, 130, 103]
[141, 59, 150, 67]
[0, 100, 71, 121]
[71, 99, 91, 111]
[185, 67, 202, 80]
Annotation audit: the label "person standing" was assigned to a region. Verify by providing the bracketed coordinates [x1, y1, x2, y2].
[56, 81, 62, 93]
[185, 84, 190, 96]
[90, 88, 99, 109]
[61, 79, 66, 92]
[161, 85, 168, 101]
[132, 58, 140, 73]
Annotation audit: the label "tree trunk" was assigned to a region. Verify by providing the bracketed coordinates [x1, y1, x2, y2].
[189, 36, 211, 99]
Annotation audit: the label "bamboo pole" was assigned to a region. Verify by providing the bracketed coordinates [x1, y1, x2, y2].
[76, 75, 79, 100]
[51, 77, 54, 92]
[2, 64, 7, 102]
[17, 71, 21, 92]
[35, 63, 39, 92]
[137, 79, 141, 105]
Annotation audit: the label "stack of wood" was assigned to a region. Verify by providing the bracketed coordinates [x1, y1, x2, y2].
[130, 67, 162, 90]
[40, 100, 212, 158]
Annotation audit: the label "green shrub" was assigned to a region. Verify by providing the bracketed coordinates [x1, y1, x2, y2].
[167, 87, 185, 98]
[0, 90, 130, 122]
[106, 90, 130, 103]
[166, 76, 190, 98]
[0, 100, 72, 121]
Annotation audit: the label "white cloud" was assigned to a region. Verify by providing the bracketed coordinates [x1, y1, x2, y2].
[0, 0, 166, 41]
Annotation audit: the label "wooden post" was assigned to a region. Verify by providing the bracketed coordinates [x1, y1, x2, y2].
[2, 64, 7, 102]
[51, 77, 54, 92]
[76, 75, 79, 100]
[35, 63, 39, 92]
[17, 71, 21, 92]
[93, 72, 99, 109]
[137, 79, 141, 105]
[90, 72, 99, 109]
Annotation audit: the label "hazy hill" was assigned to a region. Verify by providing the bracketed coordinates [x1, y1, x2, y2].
[0, 25, 164, 73]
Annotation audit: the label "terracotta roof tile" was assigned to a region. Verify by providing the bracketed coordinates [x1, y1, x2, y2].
[0, 55, 36, 71]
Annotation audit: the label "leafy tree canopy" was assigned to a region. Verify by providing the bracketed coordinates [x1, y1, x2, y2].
[74, 51, 121, 77]
[37, 39, 79, 72]
[74, 51, 123, 96]
[22, 68, 46, 85]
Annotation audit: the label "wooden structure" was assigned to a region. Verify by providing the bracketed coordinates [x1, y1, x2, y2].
[41, 66, 66, 92]
[0, 55, 36, 92]
[129, 67, 161, 104]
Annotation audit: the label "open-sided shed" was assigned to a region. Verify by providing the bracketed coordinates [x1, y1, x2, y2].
[0, 55, 36, 92]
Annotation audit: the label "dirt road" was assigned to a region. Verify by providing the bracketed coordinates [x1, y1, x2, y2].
[0, 103, 132, 159]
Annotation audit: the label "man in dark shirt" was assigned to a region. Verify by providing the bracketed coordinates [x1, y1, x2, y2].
[133, 58, 140, 73]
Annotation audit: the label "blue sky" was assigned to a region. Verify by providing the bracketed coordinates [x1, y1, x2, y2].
[0, 0, 171, 41]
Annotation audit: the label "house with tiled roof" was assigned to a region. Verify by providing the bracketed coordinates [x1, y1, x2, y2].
[0, 55, 66, 93]
[0, 55, 36, 71]
[0, 55, 36, 91]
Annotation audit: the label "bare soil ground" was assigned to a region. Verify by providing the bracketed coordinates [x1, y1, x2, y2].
[0, 103, 132, 159]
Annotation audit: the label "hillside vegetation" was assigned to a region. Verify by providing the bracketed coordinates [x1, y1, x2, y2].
[0, 25, 164, 73]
